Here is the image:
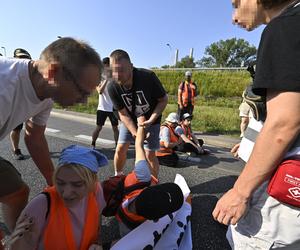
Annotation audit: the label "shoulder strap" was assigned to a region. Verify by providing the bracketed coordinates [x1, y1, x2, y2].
[180, 81, 185, 91]
[42, 191, 51, 219]
[124, 181, 151, 195]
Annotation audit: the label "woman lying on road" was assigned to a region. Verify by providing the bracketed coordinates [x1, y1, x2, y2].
[2, 145, 108, 250]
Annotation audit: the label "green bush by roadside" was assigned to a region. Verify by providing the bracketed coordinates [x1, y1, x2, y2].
[57, 70, 250, 136]
[154, 69, 251, 97]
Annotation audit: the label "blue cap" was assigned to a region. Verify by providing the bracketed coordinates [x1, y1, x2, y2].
[58, 145, 108, 173]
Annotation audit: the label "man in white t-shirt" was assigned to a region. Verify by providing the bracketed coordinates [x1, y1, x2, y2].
[0, 37, 102, 232]
[91, 57, 119, 148]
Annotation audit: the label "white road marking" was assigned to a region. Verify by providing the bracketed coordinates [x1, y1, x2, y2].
[45, 128, 60, 133]
[75, 135, 115, 145]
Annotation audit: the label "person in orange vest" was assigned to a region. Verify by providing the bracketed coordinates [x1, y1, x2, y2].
[177, 71, 198, 121]
[3, 145, 108, 250]
[156, 112, 182, 167]
[176, 113, 210, 155]
[116, 116, 184, 237]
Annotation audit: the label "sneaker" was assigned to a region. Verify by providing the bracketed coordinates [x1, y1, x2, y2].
[14, 149, 25, 160]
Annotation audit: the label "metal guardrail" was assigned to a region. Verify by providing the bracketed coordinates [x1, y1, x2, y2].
[153, 67, 247, 71]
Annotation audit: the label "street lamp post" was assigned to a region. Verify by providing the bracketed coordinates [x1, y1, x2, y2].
[166, 43, 172, 67]
[1, 46, 6, 56]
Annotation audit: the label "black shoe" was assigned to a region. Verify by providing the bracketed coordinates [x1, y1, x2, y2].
[14, 149, 25, 160]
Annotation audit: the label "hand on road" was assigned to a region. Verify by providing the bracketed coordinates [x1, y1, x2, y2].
[212, 188, 249, 225]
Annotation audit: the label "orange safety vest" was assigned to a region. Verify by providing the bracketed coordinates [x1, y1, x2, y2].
[181, 124, 193, 140]
[116, 172, 158, 229]
[43, 186, 99, 250]
[156, 123, 180, 157]
[178, 81, 196, 107]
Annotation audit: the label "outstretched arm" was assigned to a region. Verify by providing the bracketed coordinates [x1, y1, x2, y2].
[135, 116, 146, 163]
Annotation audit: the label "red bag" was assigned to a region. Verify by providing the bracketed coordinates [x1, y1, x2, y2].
[267, 159, 300, 207]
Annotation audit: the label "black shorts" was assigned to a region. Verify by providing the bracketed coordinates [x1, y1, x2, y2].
[96, 110, 118, 126]
[0, 156, 24, 197]
[13, 123, 23, 131]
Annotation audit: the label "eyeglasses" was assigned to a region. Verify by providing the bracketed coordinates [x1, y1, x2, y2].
[62, 66, 90, 97]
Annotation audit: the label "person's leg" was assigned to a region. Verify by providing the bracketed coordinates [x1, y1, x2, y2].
[91, 125, 102, 147]
[144, 124, 160, 177]
[108, 112, 119, 146]
[114, 123, 132, 175]
[240, 116, 249, 138]
[92, 110, 107, 147]
[145, 150, 159, 178]
[180, 142, 198, 154]
[0, 157, 29, 232]
[114, 143, 130, 175]
[187, 104, 194, 116]
[112, 126, 119, 146]
[10, 124, 24, 160]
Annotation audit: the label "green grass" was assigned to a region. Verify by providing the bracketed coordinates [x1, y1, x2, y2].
[56, 70, 246, 136]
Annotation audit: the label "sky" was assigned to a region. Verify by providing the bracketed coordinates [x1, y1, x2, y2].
[0, 0, 265, 68]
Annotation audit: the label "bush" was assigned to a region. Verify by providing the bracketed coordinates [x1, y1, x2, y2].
[154, 69, 251, 97]
[58, 69, 247, 135]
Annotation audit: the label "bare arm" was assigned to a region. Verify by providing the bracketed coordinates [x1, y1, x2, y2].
[118, 107, 137, 138]
[163, 136, 182, 149]
[135, 117, 146, 163]
[213, 90, 300, 225]
[25, 121, 54, 186]
[142, 94, 168, 127]
[178, 85, 183, 108]
[97, 80, 108, 94]
[180, 134, 201, 150]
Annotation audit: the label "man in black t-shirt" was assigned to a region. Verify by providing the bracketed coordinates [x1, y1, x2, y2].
[213, 0, 300, 248]
[108, 50, 168, 178]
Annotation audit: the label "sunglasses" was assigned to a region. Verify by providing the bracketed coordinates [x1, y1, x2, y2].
[62, 66, 90, 97]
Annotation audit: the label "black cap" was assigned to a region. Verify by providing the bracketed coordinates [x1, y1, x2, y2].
[182, 113, 193, 120]
[135, 183, 184, 220]
[14, 48, 31, 59]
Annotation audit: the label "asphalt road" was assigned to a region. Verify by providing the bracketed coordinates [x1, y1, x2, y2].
[0, 111, 244, 250]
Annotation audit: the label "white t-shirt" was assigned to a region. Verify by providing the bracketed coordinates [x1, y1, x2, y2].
[0, 58, 53, 140]
[97, 79, 114, 112]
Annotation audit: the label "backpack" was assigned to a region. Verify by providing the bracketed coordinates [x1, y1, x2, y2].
[102, 175, 151, 217]
[242, 84, 266, 122]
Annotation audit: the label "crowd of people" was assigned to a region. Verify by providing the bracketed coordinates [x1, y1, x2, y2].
[1, 0, 300, 249]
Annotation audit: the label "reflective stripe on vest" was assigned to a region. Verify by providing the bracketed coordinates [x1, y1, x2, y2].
[116, 172, 158, 229]
[178, 81, 196, 107]
[43, 186, 99, 250]
[156, 124, 179, 157]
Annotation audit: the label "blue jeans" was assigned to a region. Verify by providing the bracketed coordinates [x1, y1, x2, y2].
[118, 123, 160, 151]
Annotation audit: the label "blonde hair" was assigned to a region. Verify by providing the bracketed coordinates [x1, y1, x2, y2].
[53, 164, 98, 193]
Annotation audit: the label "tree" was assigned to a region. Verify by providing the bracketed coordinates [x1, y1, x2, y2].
[197, 38, 257, 67]
[175, 56, 195, 68]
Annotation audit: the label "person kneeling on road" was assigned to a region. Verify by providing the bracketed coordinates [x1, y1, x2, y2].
[3, 145, 108, 250]
[107, 116, 184, 238]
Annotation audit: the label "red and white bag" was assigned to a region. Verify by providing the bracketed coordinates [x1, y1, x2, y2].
[267, 159, 300, 207]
